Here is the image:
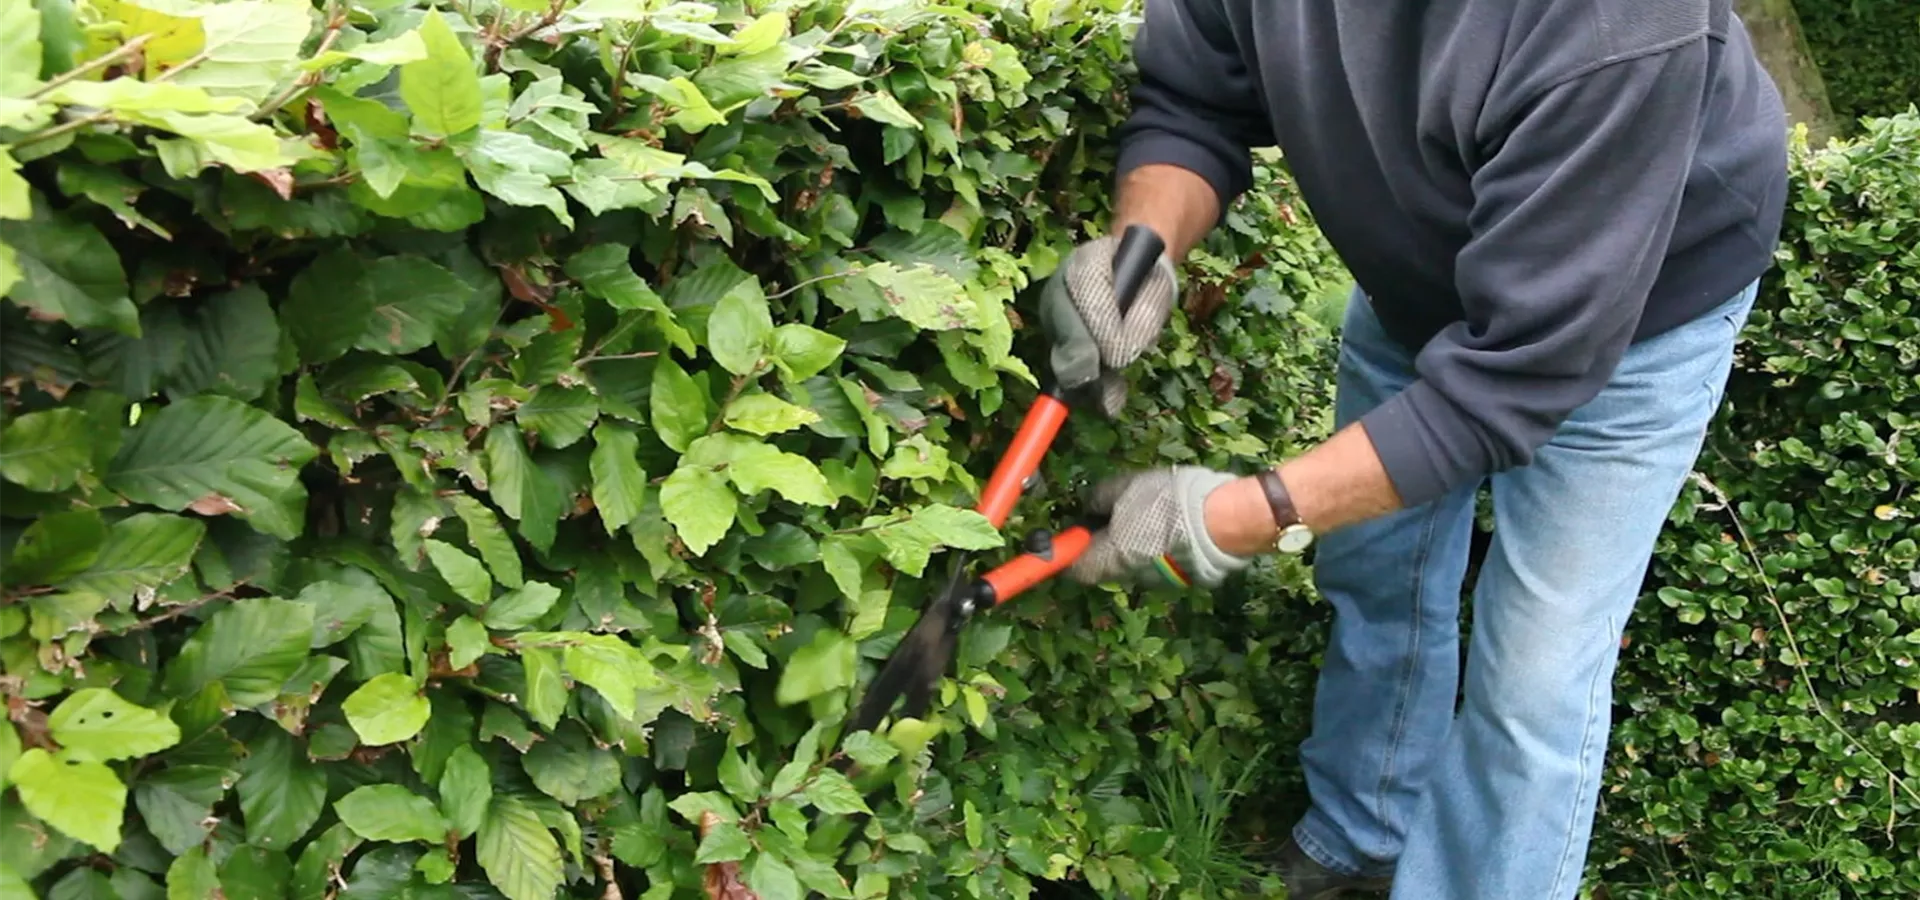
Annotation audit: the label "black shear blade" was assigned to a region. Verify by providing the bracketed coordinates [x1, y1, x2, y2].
[849, 556, 973, 733]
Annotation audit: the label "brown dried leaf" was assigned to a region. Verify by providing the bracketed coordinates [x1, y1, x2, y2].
[699, 811, 757, 900]
[248, 168, 295, 201]
[188, 493, 244, 516]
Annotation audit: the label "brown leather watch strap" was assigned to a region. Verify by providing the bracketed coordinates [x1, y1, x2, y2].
[1255, 468, 1300, 530]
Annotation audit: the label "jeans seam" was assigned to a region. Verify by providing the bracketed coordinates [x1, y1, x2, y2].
[1371, 500, 1441, 836]
[1547, 613, 1614, 897]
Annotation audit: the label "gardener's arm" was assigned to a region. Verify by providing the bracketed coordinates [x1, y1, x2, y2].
[1203, 43, 1714, 551]
[1108, 0, 1272, 262]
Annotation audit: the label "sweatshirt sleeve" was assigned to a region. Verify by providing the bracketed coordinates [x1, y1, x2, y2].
[1115, 0, 1274, 208]
[1357, 42, 1712, 510]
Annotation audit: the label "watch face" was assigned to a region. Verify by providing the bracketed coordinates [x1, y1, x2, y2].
[1277, 525, 1314, 554]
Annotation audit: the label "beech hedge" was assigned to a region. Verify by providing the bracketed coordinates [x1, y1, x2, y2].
[0, 0, 1350, 898]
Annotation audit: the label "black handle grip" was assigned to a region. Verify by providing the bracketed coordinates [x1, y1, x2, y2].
[1110, 224, 1166, 318]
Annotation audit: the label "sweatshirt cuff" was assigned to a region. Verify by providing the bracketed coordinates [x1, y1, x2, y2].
[1116, 129, 1250, 215]
[1357, 380, 1474, 512]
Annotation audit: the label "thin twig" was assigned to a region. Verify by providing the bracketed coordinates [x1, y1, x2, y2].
[122, 583, 249, 633]
[253, 0, 349, 121]
[29, 36, 153, 99]
[14, 111, 111, 149]
[705, 371, 758, 435]
[768, 269, 855, 300]
[1691, 471, 1920, 813]
[575, 350, 658, 364]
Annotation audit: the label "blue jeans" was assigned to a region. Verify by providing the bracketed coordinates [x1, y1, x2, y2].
[1291, 279, 1759, 899]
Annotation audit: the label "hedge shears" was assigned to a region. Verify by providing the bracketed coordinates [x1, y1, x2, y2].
[847, 224, 1167, 736]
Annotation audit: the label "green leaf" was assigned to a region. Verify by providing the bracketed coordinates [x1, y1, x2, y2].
[859, 261, 985, 331]
[0, 723, 18, 791]
[483, 581, 560, 630]
[522, 725, 621, 804]
[132, 764, 234, 856]
[341, 672, 431, 746]
[439, 744, 492, 840]
[458, 128, 574, 226]
[2, 509, 103, 589]
[717, 746, 763, 802]
[165, 0, 314, 105]
[46, 689, 180, 762]
[104, 395, 319, 540]
[485, 424, 563, 553]
[660, 465, 736, 555]
[334, 784, 449, 843]
[776, 628, 855, 706]
[518, 647, 566, 731]
[554, 633, 655, 720]
[400, 10, 482, 138]
[60, 512, 204, 601]
[516, 385, 598, 449]
[449, 494, 523, 588]
[695, 822, 752, 863]
[0, 0, 40, 96]
[476, 794, 564, 900]
[167, 848, 221, 900]
[353, 255, 473, 356]
[852, 91, 920, 130]
[11, 748, 126, 852]
[300, 28, 427, 70]
[0, 191, 136, 335]
[162, 596, 314, 707]
[166, 284, 282, 402]
[145, 111, 297, 175]
[801, 769, 869, 815]
[426, 538, 493, 606]
[236, 728, 327, 850]
[723, 393, 820, 436]
[840, 731, 898, 768]
[726, 443, 833, 506]
[770, 324, 845, 382]
[446, 616, 490, 668]
[565, 244, 693, 354]
[649, 356, 710, 454]
[588, 421, 647, 532]
[0, 408, 92, 493]
[748, 852, 802, 900]
[707, 282, 774, 375]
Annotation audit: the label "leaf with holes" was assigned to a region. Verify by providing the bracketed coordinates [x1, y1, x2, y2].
[46, 689, 181, 762]
[11, 748, 127, 852]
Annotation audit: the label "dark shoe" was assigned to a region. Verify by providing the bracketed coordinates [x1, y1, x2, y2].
[1268, 836, 1394, 899]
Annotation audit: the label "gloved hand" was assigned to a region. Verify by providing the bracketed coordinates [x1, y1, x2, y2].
[1068, 466, 1252, 589]
[1037, 234, 1179, 417]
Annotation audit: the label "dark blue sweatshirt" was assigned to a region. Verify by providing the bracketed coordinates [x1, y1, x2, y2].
[1118, 0, 1788, 509]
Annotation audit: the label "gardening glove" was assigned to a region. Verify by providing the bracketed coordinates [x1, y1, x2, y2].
[1036, 234, 1179, 417]
[1069, 466, 1251, 589]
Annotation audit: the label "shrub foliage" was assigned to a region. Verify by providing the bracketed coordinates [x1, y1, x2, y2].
[0, 0, 1348, 897]
[1593, 114, 1920, 898]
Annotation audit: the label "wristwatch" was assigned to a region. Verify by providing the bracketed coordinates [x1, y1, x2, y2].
[1256, 468, 1315, 554]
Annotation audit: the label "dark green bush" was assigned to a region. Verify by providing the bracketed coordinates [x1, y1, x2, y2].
[0, 0, 1347, 897]
[1797, 0, 1920, 127]
[1591, 113, 1920, 898]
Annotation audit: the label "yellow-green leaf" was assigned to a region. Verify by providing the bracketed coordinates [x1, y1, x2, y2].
[165, 0, 314, 105]
[401, 10, 483, 139]
[47, 688, 182, 762]
[11, 748, 127, 852]
[300, 28, 428, 71]
[0, 148, 28, 221]
[341, 672, 431, 745]
[723, 393, 820, 436]
[0, 0, 41, 96]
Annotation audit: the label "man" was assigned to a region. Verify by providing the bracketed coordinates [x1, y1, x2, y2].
[1037, 0, 1788, 897]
